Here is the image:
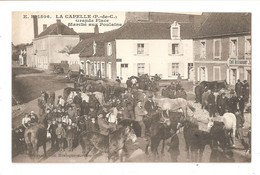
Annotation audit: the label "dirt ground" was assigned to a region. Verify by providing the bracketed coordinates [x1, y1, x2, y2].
[12, 67, 251, 163]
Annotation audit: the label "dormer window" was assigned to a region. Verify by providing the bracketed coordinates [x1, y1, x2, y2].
[171, 21, 180, 39]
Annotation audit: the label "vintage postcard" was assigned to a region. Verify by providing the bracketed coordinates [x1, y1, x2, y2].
[12, 11, 251, 163]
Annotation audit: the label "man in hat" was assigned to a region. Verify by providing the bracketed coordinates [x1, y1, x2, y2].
[97, 112, 116, 135]
[38, 92, 47, 116]
[49, 119, 58, 149]
[228, 90, 238, 114]
[218, 92, 228, 116]
[56, 122, 66, 152]
[135, 100, 148, 138]
[207, 90, 216, 118]
[73, 92, 82, 109]
[235, 79, 243, 97]
[144, 95, 157, 117]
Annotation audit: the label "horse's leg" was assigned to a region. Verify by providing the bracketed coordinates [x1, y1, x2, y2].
[84, 144, 94, 157]
[89, 148, 102, 162]
[145, 138, 150, 155]
[161, 140, 165, 155]
[43, 143, 47, 157]
[118, 149, 125, 162]
[199, 146, 205, 162]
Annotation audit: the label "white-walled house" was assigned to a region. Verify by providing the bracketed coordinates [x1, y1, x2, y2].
[74, 21, 196, 82]
[116, 39, 194, 81]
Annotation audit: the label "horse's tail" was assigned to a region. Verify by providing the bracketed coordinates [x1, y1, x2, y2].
[187, 102, 196, 112]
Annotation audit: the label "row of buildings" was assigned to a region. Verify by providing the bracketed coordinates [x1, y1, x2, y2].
[26, 12, 251, 87]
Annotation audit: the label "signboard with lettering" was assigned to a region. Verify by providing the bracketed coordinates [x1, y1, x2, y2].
[228, 59, 251, 66]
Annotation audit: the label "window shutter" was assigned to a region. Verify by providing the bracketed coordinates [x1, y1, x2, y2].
[168, 63, 172, 77]
[205, 67, 208, 81]
[197, 67, 200, 81]
[133, 43, 137, 55]
[168, 43, 172, 55]
[145, 43, 149, 55]
[226, 69, 229, 84]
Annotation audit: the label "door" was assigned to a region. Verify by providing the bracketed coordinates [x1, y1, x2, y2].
[120, 64, 129, 81]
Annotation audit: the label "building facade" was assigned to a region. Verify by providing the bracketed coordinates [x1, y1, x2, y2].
[193, 13, 251, 87]
[75, 21, 196, 82]
[26, 20, 80, 69]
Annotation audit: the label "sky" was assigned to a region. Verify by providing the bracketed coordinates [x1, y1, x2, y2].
[12, 11, 202, 45]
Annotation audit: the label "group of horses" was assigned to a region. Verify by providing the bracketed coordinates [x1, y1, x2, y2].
[21, 78, 241, 162]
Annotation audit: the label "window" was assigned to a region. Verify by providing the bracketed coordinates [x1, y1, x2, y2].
[121, 64, 128, 68]
[137, 63, 145, 76]
[137, 43, 144, 55]
[107, 42, 112, 56]
[230, 39, 238, 57]
[171, 21, 180, 39]
[245, 37, 251, 57]
[200, 41, 206, 58]
[172, 63, 179, 76]
[172, 44, 179, 55]
[172, 27, 179, 38]
[101, 62, 105, 78]
[213, 39, 221, 59]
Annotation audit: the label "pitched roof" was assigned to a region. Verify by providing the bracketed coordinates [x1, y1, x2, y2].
[194, 13, 251, 39]
[71, 22, 196, 56]
[79, 33, 96, 40]
[36, 20, 78, 38]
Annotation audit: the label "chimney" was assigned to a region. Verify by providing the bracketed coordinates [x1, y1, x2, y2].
[56, 19, 62, 35]
[94, 24, 99, 34]
[32, 15, 38, 38]
[43, 24, 47, 31]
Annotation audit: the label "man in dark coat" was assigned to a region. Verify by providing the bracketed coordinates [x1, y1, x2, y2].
[235, 79, 243, 97]
[73, 92, 82, 109]
[242, 80, 250, 102]
[49, 119, 58, 149]
[228, 91, 238, 114]
[126, 78, 132, 89]
[218, 93, 228, 116]
[238, 96, 245, 117]
[207, 90, 216, 117]
[144, 95, 157, 117]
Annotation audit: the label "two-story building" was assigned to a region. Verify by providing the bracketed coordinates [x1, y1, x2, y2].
[26, 19, 80, 69]
[73, 21, 196, 82]
[193, 13, 251, 87]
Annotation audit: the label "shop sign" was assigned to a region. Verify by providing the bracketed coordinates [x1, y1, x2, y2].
[228, 59, 251, 66]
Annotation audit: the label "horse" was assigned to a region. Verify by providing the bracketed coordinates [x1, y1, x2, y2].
[79, 125, 137, 162]
[222, 113, 237, 146]
[153, 97, 195, 117]
[24, 124, 47, 159]
[181, 118, 211, 162]
[144, 111, 183, 158]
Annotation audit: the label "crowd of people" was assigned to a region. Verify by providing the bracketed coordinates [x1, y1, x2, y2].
[13, 76, 168, 155]
[12, 76, 250, 158]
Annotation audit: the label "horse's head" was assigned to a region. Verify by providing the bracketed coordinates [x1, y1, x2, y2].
[123, 126, 137, 143]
